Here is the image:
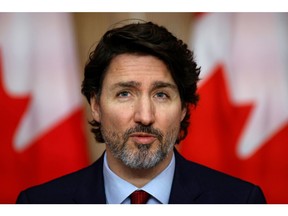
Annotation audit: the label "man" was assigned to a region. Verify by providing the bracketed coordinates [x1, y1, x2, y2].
[16, 21, 266, 204]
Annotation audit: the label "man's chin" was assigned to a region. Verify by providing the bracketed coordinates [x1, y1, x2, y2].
[135, 143, 153, 150]
[120, 146, 163, 169]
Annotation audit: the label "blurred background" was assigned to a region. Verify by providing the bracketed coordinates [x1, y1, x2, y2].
[0, 13, 287, 204]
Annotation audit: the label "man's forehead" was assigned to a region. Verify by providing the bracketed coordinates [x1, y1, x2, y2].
[107, 54, 168, 71]
[103, 54, 176, 85]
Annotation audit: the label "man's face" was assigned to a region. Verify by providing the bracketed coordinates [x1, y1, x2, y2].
[91, 54, 186, 169]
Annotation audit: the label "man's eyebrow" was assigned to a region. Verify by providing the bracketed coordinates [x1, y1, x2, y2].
[111, 81, 141, 89]
[111, 80, 177, 91]
[152, 81, 178, 90]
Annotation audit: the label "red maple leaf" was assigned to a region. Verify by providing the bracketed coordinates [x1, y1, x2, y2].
[178, 64, 288, 203]
[0, 52, 31, 202]
[0, 51, 89, 203]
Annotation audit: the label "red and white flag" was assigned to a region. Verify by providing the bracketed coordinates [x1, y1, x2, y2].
[179, 13, 288, 203]
[0, 13, 89, 203]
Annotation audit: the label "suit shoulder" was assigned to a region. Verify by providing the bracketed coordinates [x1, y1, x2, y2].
[16, 161, 100, 204]
[187, 160, 253, 188]
[175, 150, 254, 187]
[36, 163, 95, 188]
[174, 151, 266, 203]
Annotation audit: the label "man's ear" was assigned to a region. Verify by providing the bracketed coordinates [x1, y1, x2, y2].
[181, 106, 187, 122]
[90, 96, 101, 122]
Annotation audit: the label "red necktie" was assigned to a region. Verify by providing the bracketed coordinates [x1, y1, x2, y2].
[130, 190, 150, 204]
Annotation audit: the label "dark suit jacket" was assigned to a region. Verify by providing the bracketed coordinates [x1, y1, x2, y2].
[16, 150, 266, 204]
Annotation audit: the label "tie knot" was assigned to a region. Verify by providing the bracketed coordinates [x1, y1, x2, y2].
[130, 190, 150, 204]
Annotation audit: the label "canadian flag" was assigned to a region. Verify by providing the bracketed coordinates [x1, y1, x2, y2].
[0, 13, 89, 203]
[178, 13, 288, 204]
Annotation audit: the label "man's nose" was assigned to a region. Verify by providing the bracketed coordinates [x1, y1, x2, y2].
[134, 96, 155, 126]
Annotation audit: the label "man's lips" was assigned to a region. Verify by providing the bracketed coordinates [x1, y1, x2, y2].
[129, 133, 157, 144]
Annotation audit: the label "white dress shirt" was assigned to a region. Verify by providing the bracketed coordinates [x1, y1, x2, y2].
[103, 152, 175, 204]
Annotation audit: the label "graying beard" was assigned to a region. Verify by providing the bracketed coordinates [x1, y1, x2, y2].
[120, 144, 164, 169]
[102, 127, 177, 169]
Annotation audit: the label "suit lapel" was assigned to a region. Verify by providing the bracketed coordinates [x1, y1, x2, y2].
[169, 150, 202, 204]
[72, 153, 107, 204]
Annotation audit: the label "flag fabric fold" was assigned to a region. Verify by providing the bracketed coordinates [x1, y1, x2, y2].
[0, 13, 89, 203]
[179, 13, 288, 204]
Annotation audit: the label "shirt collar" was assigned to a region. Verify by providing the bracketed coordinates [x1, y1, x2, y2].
[103, 151, 175, 204]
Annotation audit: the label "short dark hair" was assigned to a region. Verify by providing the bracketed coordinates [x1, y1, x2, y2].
[81, 21, 200, 144]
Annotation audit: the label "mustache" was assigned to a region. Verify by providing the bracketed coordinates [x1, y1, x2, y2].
[123, 124, 164, 142]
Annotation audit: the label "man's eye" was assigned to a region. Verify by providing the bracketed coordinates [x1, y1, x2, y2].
[155, 92, 168, 99]
[117, 91, 131, 97]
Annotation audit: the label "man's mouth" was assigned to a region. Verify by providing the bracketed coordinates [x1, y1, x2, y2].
[129, 132, 157, 144]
